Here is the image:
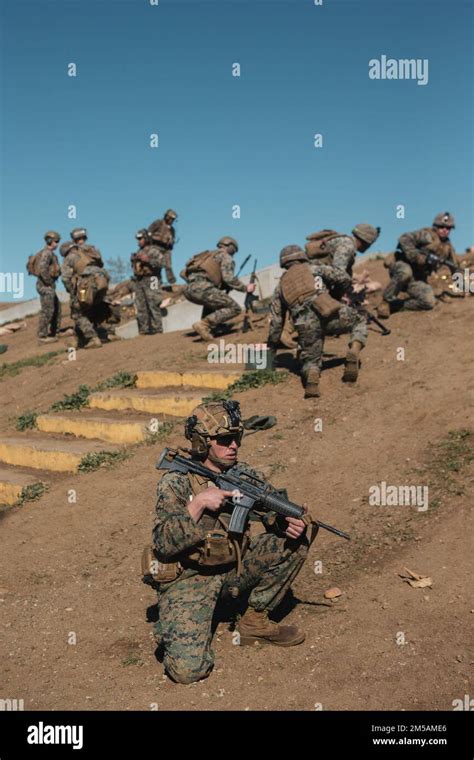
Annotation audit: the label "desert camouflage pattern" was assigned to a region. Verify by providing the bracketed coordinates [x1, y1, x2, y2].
[183, 249, 247, 327]
[35, 247, 61, 337]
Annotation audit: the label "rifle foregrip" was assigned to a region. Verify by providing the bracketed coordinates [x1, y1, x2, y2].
[263, 493, 304, 519]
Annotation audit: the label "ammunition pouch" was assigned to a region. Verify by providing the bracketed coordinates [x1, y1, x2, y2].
[312, 291, 342, 319]
[184, 528, 249, 569]
[141, 545, 182, 585]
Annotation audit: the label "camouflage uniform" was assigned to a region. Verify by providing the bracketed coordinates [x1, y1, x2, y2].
[147, 219, 175, 284]
[152, 462, 310, 684]
[268, 262, 359, 379]
[131, 244, 165, 334]
[61, 245, 109, 345]
[184, 249, 247, 329]
[383, 228, 458, 311]
[36, 247, 61, 338]
[322, 234, 368, 344]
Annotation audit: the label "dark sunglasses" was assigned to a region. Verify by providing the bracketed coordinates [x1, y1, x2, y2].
[214, 433, 242, 447]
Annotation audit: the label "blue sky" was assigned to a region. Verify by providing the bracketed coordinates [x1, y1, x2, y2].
[1, 0, 473, 300]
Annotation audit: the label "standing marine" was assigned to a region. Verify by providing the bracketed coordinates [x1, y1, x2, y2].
[130, 229, 165, 335]
[377, 212, 459, 317]
[148, 400, 316, 684]
[147, 208, 178, 286]
[182, 237, 255, 341]
[28, 231, 62, 344]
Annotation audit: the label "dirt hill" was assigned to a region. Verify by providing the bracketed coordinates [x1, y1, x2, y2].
[0, 260, 472, 711]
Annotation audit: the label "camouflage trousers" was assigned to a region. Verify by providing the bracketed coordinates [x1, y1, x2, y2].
[184, 279, 242, 328]
[154, 531, 309, 684]
[383, 261, 435, 311]
[132, 276, 163, 334]
[36, 281, 61, 338]
[70, 295, 115, 345]
[158, 249, 176, 285]
[293, 302, 367, 380]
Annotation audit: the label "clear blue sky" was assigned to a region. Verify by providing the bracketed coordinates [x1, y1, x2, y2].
[1, 0, 473, 300]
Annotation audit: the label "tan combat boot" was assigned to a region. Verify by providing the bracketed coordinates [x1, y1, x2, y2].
[304, 367, 321, 398]
[83, 336, 102, 350]
[192, 319, 213, 342]
[342, 340, 363, 382]
[38, 336, 59, 344]
[237, 608, 305, 647]
[376, 300, 390, 319]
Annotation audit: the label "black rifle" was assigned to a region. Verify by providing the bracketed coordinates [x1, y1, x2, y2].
[156, 448, 351, 540]
[347, 287, 391, 336]
[236, 254, 251, 278]
[415, 249, 462, 274]
[242, 258, 259, 333]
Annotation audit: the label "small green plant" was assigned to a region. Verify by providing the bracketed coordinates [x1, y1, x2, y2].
[203, 369, 289, 402]
[16, 410, 38, 431]
[121, 654, 144, 667]
[144, 421, 174, 445]
[0, 350, 63, 382]
[18, 482, 48, 505]
[51, 384, 91, 412]
[78, 450, 129, 472]
[96, 371, 137, 392]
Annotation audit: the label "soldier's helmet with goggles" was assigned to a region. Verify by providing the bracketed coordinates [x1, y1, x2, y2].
[71, 227, 88, 241]
[185, 400, 244, 461]
[164, 209, 178, 221]
[135, 228, 150, 242]
[433, 211, 455, 229]
[44, 230, 61, 244]
[217, 236, 239, 253]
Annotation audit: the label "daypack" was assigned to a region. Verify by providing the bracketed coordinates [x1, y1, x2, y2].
[305, 230, 342, 260]
[76, 269, 109, 307]
[184, 250, 222, 286]
[26, 253, 41, 276]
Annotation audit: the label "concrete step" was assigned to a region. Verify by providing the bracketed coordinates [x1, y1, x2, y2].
[88, 388, 208, 417]
[0, 436, 122, 473]
[135, 369, 241, 390]
[0, 466, 47, 506]
[36, 411, 156, 444]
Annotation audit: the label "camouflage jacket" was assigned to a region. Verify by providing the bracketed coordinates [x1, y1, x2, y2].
[267, 263, 351, 346]
[131, 244, 163, 276]
[397, 227, 457, 271]
[36, 247, 60, 286]
[148, 219, 175, 250]
[152, 461, 287, 563]
[324, 234, 357, 277]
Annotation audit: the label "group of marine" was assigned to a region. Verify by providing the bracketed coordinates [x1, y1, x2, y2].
[30, 209, 463, 397]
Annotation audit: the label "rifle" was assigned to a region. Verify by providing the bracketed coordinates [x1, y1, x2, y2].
[347, 287, 391, 336]
[242, 258, 259, 333]
[236, 254, 251, 278]
[156, 447, 351, 540]
[415, 249, 462, 274]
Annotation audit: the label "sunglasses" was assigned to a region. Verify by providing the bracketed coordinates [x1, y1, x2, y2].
[213, 433, 242, 447]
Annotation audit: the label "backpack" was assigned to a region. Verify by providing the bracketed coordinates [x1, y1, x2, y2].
[76, 269, 109, 306]
[26, 253, 41, 276]
[184, 250, 222, 286]
[305, 230, 342, 260]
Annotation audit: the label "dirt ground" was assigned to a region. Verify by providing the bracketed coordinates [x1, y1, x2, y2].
[0, 260, 472, 711]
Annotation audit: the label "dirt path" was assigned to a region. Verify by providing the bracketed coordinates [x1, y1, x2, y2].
[0, 261, 472, 710]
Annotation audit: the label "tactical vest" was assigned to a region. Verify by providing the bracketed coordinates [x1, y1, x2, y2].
[416, 228, 454, 259]
[73, 246, 103, 275]
[150, 221, 174, 249]
[281, 263, 316, 307]
[185, 250, 223, 287]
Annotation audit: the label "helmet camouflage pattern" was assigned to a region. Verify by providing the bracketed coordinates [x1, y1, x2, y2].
[70, 227, 88, 241]
[135, 228, 150, 241]
[279, 244, 308, 268]
[217, 236, 239, 252]
[352, 224, 380, 245]
[185, 400, 244, 459]
[164, 209, 178, 220]
[433, 211, 455, 229]
[44, 230, 61, 243]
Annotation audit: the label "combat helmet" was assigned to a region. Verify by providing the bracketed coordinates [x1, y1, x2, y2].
[279, 245, 308, 268]
[433, 211, 455, 229]
[44, 230, 61, 244]
[71, 227, 88, 241]
[135, 228, 150, 242]
[217, 236, 239, 253]
[352, 224, 380, 245]
[185, 400, 244, 464]
[164, 209, 178, 221]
